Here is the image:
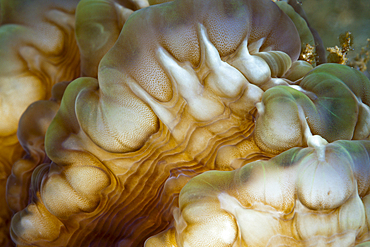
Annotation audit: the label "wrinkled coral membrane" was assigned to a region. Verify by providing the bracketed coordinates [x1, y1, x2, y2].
[1, 0, 370, 246]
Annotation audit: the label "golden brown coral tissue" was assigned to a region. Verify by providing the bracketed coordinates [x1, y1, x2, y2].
[0, 0, 147, 245]
[7, 0, 302, 245]
[0, 0, 81, 245]
[146, 138, 370, 246]
[2, 0, 370, 246]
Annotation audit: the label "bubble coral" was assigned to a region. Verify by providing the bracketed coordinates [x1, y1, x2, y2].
[146, 137, 370, 246]
[0, 1, 80, 244]
[2, 0, 369, 246]
[0, 0, 148, 245]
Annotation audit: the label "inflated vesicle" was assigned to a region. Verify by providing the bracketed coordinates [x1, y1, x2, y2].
[9, 0, 302, 245]
[0, 0, 80, 137]
[280, 0, 327, 65]
[146, 138, 370, 246]
[3, 1, 150, 242]
[254, 63, 370, 154]
[304, 64, 370, 140]
[76, 0, 149, 77]
[6, 81, 70, 215]
[0, 0, 81, 244]
[275, 1, 316, 64]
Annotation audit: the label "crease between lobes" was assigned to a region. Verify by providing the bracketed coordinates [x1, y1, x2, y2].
[5, 0, 370, 246]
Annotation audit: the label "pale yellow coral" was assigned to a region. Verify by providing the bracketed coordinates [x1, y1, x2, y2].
[0, 0, 148, 245]
[0, 1, 81, 244]
[9, 0, 302, 245]
[5, 0, 368, 246]
[146, 137, 370, 246]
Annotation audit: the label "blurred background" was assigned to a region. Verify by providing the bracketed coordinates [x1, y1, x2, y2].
[300, 0, 370, 75]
